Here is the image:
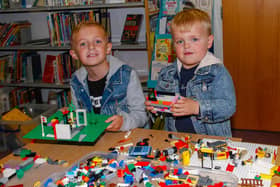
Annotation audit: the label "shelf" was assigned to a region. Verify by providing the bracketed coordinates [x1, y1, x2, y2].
[0, 76, 148, 89]
[0, 0, 151, 98]
[149, 9, 159, 16]
[0, 2, 144, 13]
[0, 41, 147, 51]
[0, 82, 70, 89]
[111, 42, 147, 50]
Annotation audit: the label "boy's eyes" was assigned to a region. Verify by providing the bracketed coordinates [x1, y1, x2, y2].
[175, 40, 184, 45]
[191, 38, 199, 42]
[175, 38, 199, 45]
[95, 40, 103, 44]
[80, 42, 87, 47]
[78, 40, 104, 47]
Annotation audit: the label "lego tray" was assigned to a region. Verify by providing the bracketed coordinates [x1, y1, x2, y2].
[41, 151, 239, 187]
[0, 104, 57, 126]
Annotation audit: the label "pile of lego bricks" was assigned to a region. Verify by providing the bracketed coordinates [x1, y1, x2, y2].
[42, 151, 238, 187]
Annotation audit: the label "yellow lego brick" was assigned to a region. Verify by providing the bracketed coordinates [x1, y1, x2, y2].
[260, 173, 273, 180]
[182, 150, 190, 166]
[200, 148, 214, 153]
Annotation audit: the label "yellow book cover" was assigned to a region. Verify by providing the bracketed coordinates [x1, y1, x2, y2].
[155, 37, 173, 62]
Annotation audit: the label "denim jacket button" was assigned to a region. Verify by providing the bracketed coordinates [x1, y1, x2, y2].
[202, 82, 207, 91]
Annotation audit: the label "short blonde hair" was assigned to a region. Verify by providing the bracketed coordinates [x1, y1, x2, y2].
[171, 8, 212, 36]
[71, 21, 108, 48]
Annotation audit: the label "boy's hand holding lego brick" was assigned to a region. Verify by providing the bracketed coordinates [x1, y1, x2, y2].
[171, 96, 200, 117]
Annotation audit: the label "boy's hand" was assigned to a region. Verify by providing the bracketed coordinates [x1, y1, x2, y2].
[105, 115, 123, 131]
[145, 101, 157, 113]
[59, 107, 69, 112]
[171, 97, 200, 116]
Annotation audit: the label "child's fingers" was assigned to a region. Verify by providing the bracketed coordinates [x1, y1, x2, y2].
[59, 107, 68, 112]
[106, 115, 122, 131]
[105, 116, 114, 123]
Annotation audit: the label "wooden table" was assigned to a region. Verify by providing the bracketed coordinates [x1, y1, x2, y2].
[0, 128, 279, 186]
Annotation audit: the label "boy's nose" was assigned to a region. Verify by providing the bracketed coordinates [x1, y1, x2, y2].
[89, 43, 95, 49]
[184, 42, 190, 48]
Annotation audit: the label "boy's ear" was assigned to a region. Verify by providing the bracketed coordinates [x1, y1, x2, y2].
[106, 42, 112, 55]
[70, 49, 78, 60]
[207, 34, 214, 49]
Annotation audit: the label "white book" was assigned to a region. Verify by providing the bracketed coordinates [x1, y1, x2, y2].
[105, 0, 125, 3]
[159, 17, 167, 35]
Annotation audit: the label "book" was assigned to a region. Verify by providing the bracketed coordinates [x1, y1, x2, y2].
[25, 38, 50, 45]
[150, 60, 168, 80]
[160, 0, 180, 16]
[25, 53, 42, 83]
[154, 34, 174, 63]
[105, 0, 125, 3]
[159, 15, 173, 35]
[42, 55, 56, 83]
[0, 87, 14, 115]
[121, 14, 143, 44]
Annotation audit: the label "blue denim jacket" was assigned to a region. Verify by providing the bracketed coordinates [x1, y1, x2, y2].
[156, 52, 236, 137]
[70, 55, 148, 131]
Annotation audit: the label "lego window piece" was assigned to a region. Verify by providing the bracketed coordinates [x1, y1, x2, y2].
[128, 146, 152, 157]
[76, 109, 87, 126]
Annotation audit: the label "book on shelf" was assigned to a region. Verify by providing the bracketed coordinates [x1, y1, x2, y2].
[0, 21, 32, 47]
[0, 52, 43, 84]
[25, 38, 50, 45]
[42, 54, 56, 83]
[47, 10, 110, 47]
[2, 87, 42, 111]
[48, 89, 70, 108]
[0, 54, 15, 83]
[160, 0, 180, 16]
[53, 55, 64, 84]
[105, 0, 125, 3]
[158, 15, 173, 35]
[25, 53, 42, 83]
[154, 34, 175, 63]
[42, 53, 77, 84]
[121, 14, 143, 44]
[32, 0, 43, 7]
[150, 60, 168, 81]
[148, 0, 159, 13]
[0, 57, 5, 82]
[0, 0, 10, 8]
[8, 0, 21, 8]
[0, 87, 14, 115]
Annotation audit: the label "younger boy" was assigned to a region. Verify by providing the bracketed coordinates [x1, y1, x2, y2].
[146, 9, 236, 137]
[70, 22, 147, 131]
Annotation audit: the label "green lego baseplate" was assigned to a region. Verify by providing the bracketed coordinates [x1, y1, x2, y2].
[23, 105, 111, 143]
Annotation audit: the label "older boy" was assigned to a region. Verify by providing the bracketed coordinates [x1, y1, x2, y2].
[70, 22, 147, 131]
[146, 9, 236, 137]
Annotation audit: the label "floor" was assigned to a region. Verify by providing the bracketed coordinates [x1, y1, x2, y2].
[0, 129, 279, 159]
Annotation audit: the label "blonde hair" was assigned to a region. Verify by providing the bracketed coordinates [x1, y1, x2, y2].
[71, 21, 108, 48]
[171, 8, 212, 35]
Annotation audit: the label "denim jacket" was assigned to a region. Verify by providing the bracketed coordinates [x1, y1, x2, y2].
[156, 52, 236, 137]
[70, 55, 148, 131]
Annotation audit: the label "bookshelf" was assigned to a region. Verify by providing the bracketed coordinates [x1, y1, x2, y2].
[0, 0, 155, 113]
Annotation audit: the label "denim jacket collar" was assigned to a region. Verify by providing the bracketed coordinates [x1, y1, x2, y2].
[176, 51, 222, 75]
[74, 55, 125, 85]
[106, 55, 126, 83]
